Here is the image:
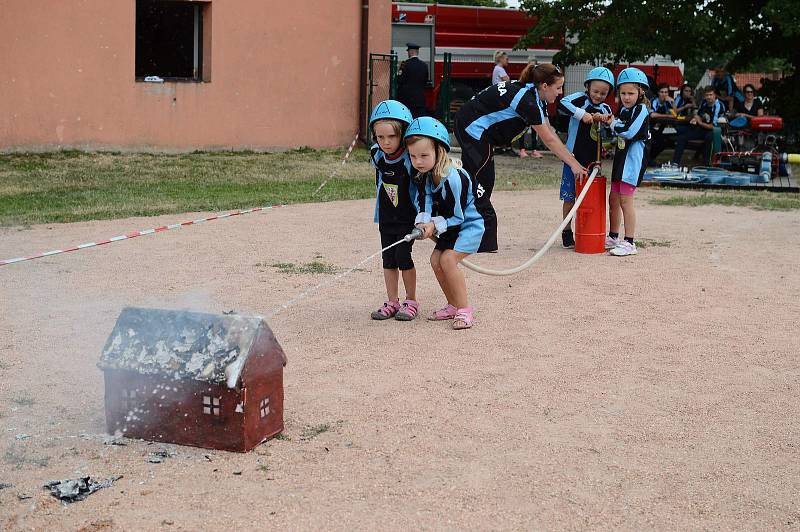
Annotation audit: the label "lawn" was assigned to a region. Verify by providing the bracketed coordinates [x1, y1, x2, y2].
[0, 149, 562, 226]
[3, 148, 796, 227]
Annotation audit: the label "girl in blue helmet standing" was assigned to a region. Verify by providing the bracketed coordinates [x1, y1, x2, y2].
[405, 117, 485, 330]
[604, 67, 651, 257]
[556, 66, 614, 247]
[368, 100, 423, 321]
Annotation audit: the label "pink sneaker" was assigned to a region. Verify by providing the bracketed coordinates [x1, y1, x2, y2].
[395, 299, 419, 321]
[452, 307, 474, 330]
[427, 303, 457, 321]
[371, 299, 400, 320]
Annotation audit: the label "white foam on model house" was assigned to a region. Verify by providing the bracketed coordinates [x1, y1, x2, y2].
[99, 308, 265, 389]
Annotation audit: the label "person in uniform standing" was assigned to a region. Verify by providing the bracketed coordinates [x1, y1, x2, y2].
[397, 43, 429, 118]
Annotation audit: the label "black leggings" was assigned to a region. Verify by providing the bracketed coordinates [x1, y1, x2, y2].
[453, 117, 498, 253]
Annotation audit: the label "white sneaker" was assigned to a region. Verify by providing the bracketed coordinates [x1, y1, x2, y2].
[609, 241, 638, 256]
[604, 236, 620, 250]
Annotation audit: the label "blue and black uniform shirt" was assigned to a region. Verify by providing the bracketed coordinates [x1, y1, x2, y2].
[456, 81, 546, 146]
[558, 91, 612, 167]
[696, 99, 725, 126]
[610, 103, 650, 187]
[712, 73, 743, 102]
[370, 144, 420, 233]
[650, 98, 674, 115]
[674, 95, 694, 117]
[419, 166, 485, 254]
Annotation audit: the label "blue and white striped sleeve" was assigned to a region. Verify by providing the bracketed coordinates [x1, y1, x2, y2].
[711, 102, 722, 125]
[612, 104, 649, 140]
[558, 92, 587, 120]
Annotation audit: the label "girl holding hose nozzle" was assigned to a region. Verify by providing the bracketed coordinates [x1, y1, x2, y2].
[453, 63, 588, 253]
[406, 117, 485, 330]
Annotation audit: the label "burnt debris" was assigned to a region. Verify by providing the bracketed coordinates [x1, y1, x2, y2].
[43, 475, 123, 503]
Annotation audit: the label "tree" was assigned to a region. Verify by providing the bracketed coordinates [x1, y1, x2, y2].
[516, 0, 799, 128]
[403, 0, 508, 7]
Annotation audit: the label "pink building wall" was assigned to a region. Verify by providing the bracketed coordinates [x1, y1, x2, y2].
[0, 1, 391, 151]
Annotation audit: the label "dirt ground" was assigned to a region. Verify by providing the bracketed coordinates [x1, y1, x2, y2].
[1, 171, 799, 530]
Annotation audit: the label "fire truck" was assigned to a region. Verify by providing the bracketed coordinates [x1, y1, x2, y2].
[390, 2, 684, 115]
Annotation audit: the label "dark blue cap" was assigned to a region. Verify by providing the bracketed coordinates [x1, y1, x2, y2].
[406, 42, 421, 50]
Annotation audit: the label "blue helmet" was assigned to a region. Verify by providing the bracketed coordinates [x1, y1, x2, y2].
[585, 67, 614, 90]
[403, 117, 451, 151]
[616, 67, 649, 89]
[369, 100, 413, 130]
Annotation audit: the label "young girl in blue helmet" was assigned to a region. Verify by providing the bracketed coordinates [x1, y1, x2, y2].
[603, 67, 651, 257]
[556, 66, 614, 248]
[405, 117, 485, 330]
[368, 100, 423, 321]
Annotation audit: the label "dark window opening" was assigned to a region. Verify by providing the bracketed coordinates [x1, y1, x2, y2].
[136, 0, 206, 81]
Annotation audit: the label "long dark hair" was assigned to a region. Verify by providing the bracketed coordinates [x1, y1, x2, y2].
[518, 63, 563, 86]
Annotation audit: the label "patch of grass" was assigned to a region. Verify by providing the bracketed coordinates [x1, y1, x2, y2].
[0, 149, 377, 225]
[0, 149, 565, 226]
[636, 238, 673, 248]
[650, 190, 800, 211]
[256, 464, 270, 473]
[11, 393, 35, 406]
[491, 154, 562, 191]
[269, 261, 339, 275]
[274, 433, 291, 441]
[300, 423, 331, 441]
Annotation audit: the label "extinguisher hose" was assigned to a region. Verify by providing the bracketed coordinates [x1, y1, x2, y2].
[460, 164, 601, 277]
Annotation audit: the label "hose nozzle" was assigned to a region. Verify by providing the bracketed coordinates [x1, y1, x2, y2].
[404, 227, 424, 242]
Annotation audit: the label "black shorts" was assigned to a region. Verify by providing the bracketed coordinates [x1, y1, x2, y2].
[433, 228, 460, 251]
[380, 230, 415, 270]
[453, 117, 498, 253]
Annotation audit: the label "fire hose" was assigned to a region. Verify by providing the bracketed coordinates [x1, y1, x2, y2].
[404, 164, 602, 277]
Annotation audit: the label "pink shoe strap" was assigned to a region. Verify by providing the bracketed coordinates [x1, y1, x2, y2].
[376, 299, 400, 316]
[397, 299, 418, 317]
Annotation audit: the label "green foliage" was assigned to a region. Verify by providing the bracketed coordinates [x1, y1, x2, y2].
[517, 0, 799, 120]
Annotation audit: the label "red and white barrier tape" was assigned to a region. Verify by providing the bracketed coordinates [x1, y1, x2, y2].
[0, 205, 283, 267]
[312, 133, 360, 196]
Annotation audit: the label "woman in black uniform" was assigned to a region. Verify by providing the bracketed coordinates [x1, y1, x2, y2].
[453, 63, 587, 253]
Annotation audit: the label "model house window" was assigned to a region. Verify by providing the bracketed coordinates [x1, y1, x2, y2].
[259, 397, 270, 419]
[202, 395, 221, 416]
[121, 389, 137, 411]
[135, 0, 209, 81]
